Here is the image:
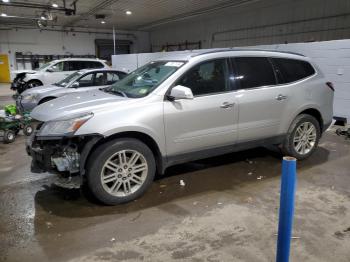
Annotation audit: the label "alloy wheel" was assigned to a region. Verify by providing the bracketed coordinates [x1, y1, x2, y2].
[293, 121, 317, 155]
[100, 150, 148, 197]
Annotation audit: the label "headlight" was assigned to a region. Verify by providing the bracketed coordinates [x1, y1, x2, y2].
[38, 113, 93, 136]
[22, 94, 39, 102]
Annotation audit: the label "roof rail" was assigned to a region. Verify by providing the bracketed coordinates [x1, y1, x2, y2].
[191, 48, 305, 57]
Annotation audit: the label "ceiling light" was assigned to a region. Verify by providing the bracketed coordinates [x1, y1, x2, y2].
[52, 3, 58, 8]
[40, 15, 46, 20]
[1, 13, 7, 17]
[2, 0, 10, 3]
[101, 20, 106, 24]
[125, 10, 132, 15]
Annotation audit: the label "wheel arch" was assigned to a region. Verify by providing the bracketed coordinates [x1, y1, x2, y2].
[82, 131, 165, 177]
[297, 108, 324, 132]
[38, 96, 56, 105]
[27, 79, 43, 86]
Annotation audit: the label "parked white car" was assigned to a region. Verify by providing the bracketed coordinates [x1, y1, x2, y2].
[11, 58, 109, 93]
[17, 69, 127, 112]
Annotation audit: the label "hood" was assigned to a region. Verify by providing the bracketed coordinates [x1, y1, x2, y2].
[31, 89, 129, 122]
[13, 70, 37, 75]
[21, 84, 61, 96]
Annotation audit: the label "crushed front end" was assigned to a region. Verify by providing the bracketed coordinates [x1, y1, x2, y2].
[11, 73, 27, 94]
[27, 119, 101, 189]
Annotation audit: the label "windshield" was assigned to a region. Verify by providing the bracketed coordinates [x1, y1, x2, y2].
[104, 61, 185, 98]
[54, 71, 83, 87]
[38, 62, 52, 70]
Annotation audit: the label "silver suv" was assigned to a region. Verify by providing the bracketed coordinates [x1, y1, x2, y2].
[27, 49, 334, 205]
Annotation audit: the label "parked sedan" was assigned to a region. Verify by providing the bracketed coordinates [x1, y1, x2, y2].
[17, 69, 127, 112]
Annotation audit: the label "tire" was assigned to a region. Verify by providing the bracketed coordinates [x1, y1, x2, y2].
[26, 80, 43, 89]
[86, 138, 156, 205]
[23, 124, 34, 136]
[3, 130, 16, 144]
[281, 114, 321, 160]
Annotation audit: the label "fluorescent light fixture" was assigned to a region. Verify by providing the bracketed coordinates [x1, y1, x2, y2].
[1, 13, 7, 17]
[101, 20, 106, 24]
[2, 0, 10, 3]
[52, 3, 58, 8]
[125, 10, 132, 15]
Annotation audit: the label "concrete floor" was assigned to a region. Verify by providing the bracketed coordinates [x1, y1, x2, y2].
[1, 87, 350, 261]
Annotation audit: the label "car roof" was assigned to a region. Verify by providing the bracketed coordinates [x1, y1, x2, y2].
[77, 68, 125, 74]
[156, 48, 308, 62]
[51, 58, 106, 63]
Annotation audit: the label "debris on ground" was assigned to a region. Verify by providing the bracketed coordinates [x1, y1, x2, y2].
[246, 197, 253, 204]
[246, 159, 253, 164]
[110, 237, 116, 242]
[45, 222, 53, 229]
[159, 184, 167, 188]
[193, 201, 198, 205]
[248, 172, 253, 176]
[331, 186, 335, 190]
[217, 202, 223, 205]
[57, 234, 62, 237]
[257, 176, 264, 180]
[179, 180, 186, 186]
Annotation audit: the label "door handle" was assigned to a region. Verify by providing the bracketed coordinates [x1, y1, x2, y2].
[276, 94, 287, 101]
[220, 102, 235, 109]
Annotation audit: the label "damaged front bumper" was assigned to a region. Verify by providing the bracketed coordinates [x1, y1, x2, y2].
[27, 130, 102, 188]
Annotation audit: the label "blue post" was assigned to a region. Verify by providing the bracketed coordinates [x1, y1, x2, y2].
[276, 156, 297, 262]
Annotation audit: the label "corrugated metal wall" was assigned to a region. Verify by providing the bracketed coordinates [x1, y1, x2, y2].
[150, 0, 350, 51]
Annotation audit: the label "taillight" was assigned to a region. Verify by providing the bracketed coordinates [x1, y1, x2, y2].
[326, 82, 335, 91]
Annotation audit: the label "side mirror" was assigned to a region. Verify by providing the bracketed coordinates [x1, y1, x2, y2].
[71, 82, 79, 88]
[168, 85, 194, 100]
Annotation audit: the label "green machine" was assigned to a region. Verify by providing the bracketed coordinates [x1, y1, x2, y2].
[0, 105, 34, 143]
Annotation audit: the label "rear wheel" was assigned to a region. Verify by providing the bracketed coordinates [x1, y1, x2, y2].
[86, 138, 156, 205]
[282, 114, 321, 160]
[3, 130, 16, 144]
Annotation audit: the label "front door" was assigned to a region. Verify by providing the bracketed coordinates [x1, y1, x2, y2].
[164, 58, 238, 157]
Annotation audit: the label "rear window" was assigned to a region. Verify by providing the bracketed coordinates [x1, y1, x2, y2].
[272, 58, 315, 84]
[233, 57, 276, 89]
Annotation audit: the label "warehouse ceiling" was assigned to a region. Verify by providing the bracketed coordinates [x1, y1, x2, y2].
[0, 0, 258, 30]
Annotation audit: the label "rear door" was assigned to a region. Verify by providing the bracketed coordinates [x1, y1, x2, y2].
[232, 57, 292, 142]
[164, 58, 239, 157]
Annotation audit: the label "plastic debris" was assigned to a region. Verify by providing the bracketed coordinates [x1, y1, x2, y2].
[217, 202, 223, 205]
[246, 159, 253, 164]
[248, 172, 253, 176]
[110, 237, 116, 242]
[160, 184, 167, 188]
[180, 180, 186, 186]
[46, 222, 53, 228]
[257, 176, 264, 180]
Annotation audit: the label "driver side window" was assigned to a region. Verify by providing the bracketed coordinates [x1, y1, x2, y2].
[49, 61, 69, 72]
[77, 73, 95, 87]
[177, 59, 230, 96]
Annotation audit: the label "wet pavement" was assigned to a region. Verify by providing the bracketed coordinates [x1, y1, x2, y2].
[1, 129, 350, 261]
[1, 86, 350, 261]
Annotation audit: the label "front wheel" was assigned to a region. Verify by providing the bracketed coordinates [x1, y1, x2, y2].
[3, 130, 16, 144]
[86, 138, 156, 205]
[281, 114, 321, 160]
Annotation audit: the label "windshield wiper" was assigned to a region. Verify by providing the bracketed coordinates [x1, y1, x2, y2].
[101, 88, 128, 98]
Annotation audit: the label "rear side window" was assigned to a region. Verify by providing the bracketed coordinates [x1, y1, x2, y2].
[233, 57, 276, 89]
[88, 61, 104, 69]
[272, 58, 315, 84]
